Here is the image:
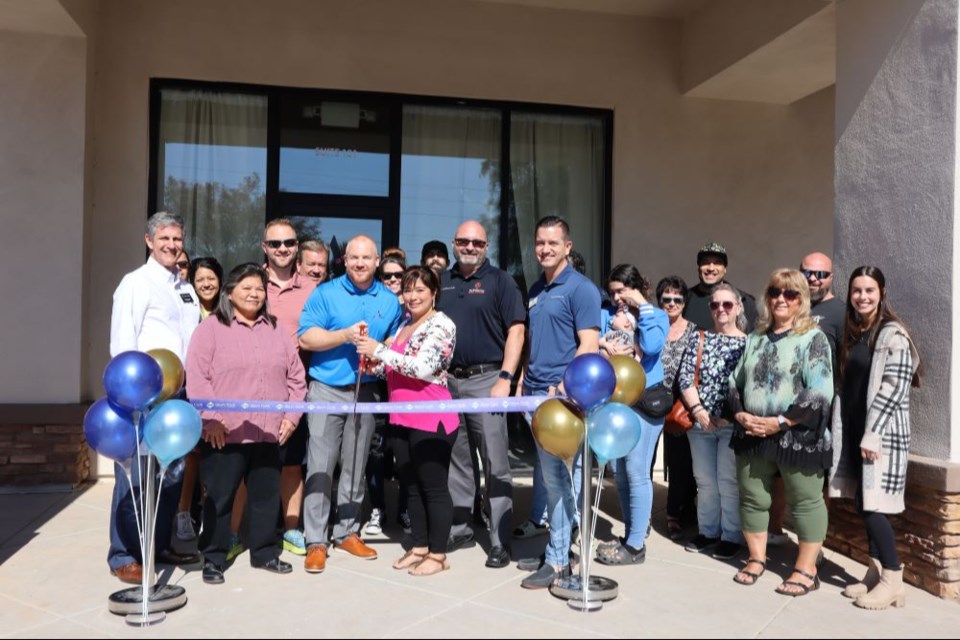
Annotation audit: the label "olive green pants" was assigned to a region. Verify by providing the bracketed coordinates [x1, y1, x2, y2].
[736, 455, 827, 542]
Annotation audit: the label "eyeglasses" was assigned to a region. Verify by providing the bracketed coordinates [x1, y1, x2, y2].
[381, 272, 403, 281]
[709, 300, 736, 312]
[264, 239, 298, 249]
[453, 238, 487, 248]
[801, 269, 831, 280]
[660, 296, 684, 306]
[176, 261, 190, 269]
[767, 287, 801, 302]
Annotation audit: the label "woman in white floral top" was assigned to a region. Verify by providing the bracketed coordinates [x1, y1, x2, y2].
[357, 266, 458, 577]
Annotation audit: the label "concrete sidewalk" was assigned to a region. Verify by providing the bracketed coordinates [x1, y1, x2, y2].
[1, 477, 958, 639]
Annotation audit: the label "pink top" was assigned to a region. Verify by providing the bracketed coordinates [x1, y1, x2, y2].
[386, 338, 459, 434]
[186, 315, 307, 445]
[267, 271, 316, 340]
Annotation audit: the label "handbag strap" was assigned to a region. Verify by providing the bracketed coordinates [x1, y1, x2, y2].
[693, 329, 705, 387]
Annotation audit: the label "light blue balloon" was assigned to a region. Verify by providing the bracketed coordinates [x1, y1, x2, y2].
[587, 402, 642, 464]
[143, 399, 202, 467]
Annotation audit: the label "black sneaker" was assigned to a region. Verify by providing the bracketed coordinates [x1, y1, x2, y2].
[447, 530, 476, 552]
[712, 541, 742, 560]
[202, 561, 225, 585]
[684, 534, 720, 553]
[520, 563, 570, 590]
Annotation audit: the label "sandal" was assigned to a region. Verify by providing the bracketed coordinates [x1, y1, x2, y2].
[775, 567, 820, 597]
[733, 558, 766, 586]
[393, 549, 427, 570]
[409, 553, 449, 576]
[595, 542, 645, 566]
[666, 517, 683, 541]
[596, 538, 624, 559]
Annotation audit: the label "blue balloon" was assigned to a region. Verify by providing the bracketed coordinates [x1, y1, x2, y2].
[103, 351, 163, 411]
[143, 399, 202, 467]
[84, 398, 138, 462]
[587, 402, 643, 464]
[563, 353, 617, 412]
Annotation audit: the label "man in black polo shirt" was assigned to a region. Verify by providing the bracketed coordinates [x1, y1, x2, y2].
[437, 220, 526, 568]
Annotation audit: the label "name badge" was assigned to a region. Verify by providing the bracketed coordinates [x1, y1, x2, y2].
[180, 293, 195, 304]
[528, 296, 538, 309]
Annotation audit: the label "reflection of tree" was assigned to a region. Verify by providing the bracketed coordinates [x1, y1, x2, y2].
[164, 174, 266, 271]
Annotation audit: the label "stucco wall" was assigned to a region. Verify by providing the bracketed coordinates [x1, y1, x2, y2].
[81, 0, 834, 397]
[835, 0, 957, 460]
[0, 30, 85, 402]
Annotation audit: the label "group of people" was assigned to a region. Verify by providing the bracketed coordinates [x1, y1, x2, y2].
[106, 211, 920, 610]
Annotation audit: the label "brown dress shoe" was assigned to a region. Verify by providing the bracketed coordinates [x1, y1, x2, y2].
[305, 545, 327, 573]
[334, 533, 378, 560]
[111, 562, 143, 584]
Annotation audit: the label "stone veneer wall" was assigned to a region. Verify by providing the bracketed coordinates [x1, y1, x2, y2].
[826, 455, 960, 601]
[0, 406, 90, 488]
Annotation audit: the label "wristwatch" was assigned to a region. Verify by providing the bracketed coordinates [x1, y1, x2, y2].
[777, 415, 789, 432]
[499, 370, 514, 381]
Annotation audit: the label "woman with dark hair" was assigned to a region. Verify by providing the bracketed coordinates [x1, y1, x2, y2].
[379, 255, 407, 303]
[186, 263, 307, 584]
[189, 257, 224, 319]
[829, 266, 921, 610]
[656, 275, 698, 540]
[596, 264, 669, 565]
[728, 269, 833, 596]
[356, 266, 459, 576]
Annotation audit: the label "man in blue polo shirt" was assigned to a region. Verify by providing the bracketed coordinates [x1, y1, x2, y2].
[518, 215, 600, 590]
[298, 235, 403, 574]
[438, 220, 526, 569]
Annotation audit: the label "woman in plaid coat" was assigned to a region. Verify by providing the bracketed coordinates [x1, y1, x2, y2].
[829, 266, 921, 610]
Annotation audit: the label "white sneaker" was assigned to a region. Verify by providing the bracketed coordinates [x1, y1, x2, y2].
[175, 510, 196, 541]
[363, 508, 383, 536]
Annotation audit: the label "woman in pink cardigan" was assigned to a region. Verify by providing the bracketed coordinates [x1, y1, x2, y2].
[186, 263, 306, 585]
[357, 265, 458, 577]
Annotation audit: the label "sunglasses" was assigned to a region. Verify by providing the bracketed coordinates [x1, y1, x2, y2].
[176, 261, 190, 269]
[801, 269, 831, 280]
[767, 287, 802, 302]
[709, 300, 736, 312]
[660, 296, 684, 306]
[264, 239, 298, 249]
[453, 238, 487, 248]
[381, 272, 403, 281]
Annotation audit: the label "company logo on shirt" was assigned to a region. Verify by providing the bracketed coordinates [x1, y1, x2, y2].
[468, 281, 486, 295]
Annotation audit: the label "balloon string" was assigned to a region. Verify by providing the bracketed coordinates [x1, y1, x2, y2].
[590, 463, 605, 560]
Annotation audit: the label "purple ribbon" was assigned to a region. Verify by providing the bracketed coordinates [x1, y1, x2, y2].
[190, 396, 549, 415]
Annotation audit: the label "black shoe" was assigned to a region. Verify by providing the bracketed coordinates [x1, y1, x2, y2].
[485, 546, 511, 568]
[252, 557, 293, 574]
[156, 549, 201, 566]
[202, 561, 225, 585]
[712, 541, 742, 561]
[685, 534, 720, 554]
[520, 563, 570, 589]
[447, 531, 476, 552]
[517, 554, 544, 572]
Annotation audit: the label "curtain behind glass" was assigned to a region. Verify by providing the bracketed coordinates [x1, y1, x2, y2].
[157, 89, 268, 270]
[400, 105, 501, 263]
[509, 113, 604, 291]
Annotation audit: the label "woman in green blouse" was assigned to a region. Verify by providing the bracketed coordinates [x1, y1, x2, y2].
[728, 269, 834, 596]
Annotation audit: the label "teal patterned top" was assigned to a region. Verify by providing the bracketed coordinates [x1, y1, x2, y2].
[728, 328, 835, 470]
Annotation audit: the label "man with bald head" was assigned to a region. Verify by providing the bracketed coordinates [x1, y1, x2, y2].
[801, 251, 844, 358]
[437, 220, 526, 568]
[298, 235, 403, 573]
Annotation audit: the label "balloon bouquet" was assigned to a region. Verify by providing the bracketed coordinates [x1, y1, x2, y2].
[82, 349, 202, 625]
[530, 353, 646, 608]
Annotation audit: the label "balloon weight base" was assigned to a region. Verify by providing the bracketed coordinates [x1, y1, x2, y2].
[125, 611, 166, 627]
[549, 574, 618, 610]
[108, 584, 186, 620]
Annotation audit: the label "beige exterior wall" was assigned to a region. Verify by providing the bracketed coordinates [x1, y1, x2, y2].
[82, 0, 835, 398]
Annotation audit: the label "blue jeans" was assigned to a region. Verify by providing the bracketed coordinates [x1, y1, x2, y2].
[526, 411, 580, 530]
[688, 425, 742, 543]
[613, 411, 663, 549]
[536, 443, 583, 567]
[108, 457, 182, 570]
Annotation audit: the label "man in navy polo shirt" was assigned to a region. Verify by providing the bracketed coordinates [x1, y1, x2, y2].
[438, 220, 526, 569]
[518, 215, 600, 590]
[298, 235, 403, 574]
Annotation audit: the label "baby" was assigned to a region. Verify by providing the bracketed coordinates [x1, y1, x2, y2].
[600, 306, 638, 357]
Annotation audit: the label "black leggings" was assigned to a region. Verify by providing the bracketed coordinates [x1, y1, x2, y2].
[663, 432, 697, 523]
[856, 489, 900, 570]
[393, 424, 457, 553]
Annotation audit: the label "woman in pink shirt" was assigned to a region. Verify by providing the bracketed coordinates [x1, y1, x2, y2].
[357, 266, 458, 577]
[186, 263, 306, 585]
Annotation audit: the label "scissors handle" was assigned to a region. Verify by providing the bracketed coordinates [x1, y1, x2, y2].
[357, 321, 369, 371]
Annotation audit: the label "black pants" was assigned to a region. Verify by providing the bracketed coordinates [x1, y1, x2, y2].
[199, 442, 281, 567]
[393, 423, 457, 553]
[664, 432, 697, 523]
[856, 485, 900, 570]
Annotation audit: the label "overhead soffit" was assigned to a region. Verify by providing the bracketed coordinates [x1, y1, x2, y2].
[0, 0, 82, 37]
[464, 0, 710, 19]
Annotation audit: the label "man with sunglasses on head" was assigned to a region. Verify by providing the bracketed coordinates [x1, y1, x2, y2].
[437, 221, 526, 568]
[684, 242, 757, 332]
[259, 219, 317, 557]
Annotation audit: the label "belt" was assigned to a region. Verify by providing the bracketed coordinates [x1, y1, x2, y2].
[448, 362, 501, 379]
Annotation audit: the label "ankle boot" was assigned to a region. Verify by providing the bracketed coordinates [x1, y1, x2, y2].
[842, 557, 881, 599]
[854, 567, 906, 610]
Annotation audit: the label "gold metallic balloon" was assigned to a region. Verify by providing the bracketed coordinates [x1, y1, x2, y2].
[608, 355, 647, 406]
[147, 348, 185, 403]
[532, 398, 585, 461]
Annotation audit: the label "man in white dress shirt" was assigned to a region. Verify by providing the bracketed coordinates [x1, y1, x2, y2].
[107, 211, 201, 583]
